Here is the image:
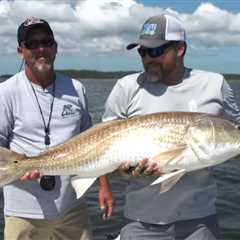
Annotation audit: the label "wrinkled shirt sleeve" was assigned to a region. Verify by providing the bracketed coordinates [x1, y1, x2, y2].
[0, 91, 13, 147]
[221, 79, 240, 123]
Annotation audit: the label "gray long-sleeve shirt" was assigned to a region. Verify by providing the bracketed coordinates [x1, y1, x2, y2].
[102, 68, 240, 224]
[0, 71, 92, 219]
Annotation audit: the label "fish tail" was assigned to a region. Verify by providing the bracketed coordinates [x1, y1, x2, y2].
[0, 146, 27, 187]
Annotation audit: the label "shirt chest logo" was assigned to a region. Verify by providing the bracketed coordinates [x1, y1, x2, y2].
[61, 104, 79, 118]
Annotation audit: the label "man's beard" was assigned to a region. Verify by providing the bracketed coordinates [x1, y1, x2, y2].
[35, 62, 52, 73]
[145, 70, 163, 82]
[144, 64, 164, 83]
[145, 74, 158, 82]
[33, 56, 53, 73]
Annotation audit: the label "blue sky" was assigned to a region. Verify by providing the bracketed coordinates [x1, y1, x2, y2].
[0, 0, 240, 75]
[138, 0, 240, 13]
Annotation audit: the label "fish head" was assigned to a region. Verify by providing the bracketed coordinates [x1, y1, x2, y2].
[187, 115, 240, 166]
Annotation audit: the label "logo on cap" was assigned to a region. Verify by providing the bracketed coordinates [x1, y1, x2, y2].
[141, 23, 157, 36]
[23, 17, 44, 26]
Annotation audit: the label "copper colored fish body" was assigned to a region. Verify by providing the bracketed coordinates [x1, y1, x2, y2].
[0, 112, 240, 194]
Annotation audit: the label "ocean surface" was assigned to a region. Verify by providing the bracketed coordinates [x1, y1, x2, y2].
[1, 78, 240, 240]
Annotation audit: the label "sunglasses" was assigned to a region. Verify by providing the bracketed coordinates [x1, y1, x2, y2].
[137, 42, 175, 58]
[22, 38, 55, 50]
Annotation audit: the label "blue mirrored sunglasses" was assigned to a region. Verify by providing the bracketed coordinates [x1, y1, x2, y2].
[137, 42, 175, 58]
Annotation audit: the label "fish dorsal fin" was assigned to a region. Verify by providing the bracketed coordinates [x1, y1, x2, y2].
[151, 169, 186, 193]
[151, 144, 187, 165]
[71, 176, 97, 199]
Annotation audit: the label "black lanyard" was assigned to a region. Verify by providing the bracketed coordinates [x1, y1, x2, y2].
[29, 79, 56, 191]
[29, 79, 55, 146]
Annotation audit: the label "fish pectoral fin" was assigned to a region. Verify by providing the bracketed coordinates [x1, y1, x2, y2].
[71, 176, 97, 199]
[151, 145, 187, 165]
[150, 169, 186, 193]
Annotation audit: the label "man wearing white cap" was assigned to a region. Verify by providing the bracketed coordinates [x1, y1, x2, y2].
[103, 13, 240, 239]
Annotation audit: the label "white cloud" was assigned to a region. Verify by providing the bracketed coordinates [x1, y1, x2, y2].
[0, 0, 240, 56]
[183, 2, 240, 46]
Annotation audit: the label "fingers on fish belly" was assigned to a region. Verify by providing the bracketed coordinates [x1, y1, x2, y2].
[119, 159, 163, 177]
[119, 145, 187, 177]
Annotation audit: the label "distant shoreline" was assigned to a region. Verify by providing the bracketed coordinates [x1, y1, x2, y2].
[56, 69, 138, 80]
[223, 74, 240, 81]
[1, 70, 240, 81]
[57, 70, 240, 81]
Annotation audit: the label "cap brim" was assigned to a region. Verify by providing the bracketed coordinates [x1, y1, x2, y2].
[25, 24, 53, 40]
[127, 39, 169, 50]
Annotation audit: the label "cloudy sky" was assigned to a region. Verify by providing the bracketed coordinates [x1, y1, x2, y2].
[0, 0, 240, 75]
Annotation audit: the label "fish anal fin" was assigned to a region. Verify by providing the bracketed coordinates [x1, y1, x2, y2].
[151, 169, 186, 193]
[71, 176, 97, 199]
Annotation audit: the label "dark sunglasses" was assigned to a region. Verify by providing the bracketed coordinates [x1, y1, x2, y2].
[22, 38, 55, 50]
[40, 175, 55, 191]
[137, 42, 175, 58]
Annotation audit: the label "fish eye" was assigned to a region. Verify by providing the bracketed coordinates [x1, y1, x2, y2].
[236, 125, 240, 130]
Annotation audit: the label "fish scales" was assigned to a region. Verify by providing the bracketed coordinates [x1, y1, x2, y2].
[0, 112, 240, 190]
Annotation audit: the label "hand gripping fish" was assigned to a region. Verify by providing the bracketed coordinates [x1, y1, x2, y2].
[0, 112, 240, 198]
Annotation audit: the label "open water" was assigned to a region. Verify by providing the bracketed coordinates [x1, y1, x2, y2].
[0, 78, 240, 240]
